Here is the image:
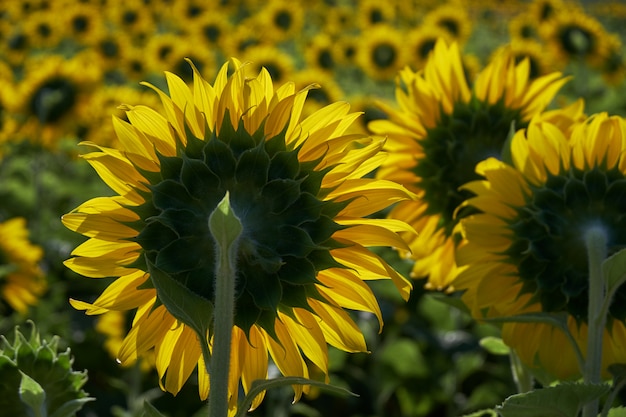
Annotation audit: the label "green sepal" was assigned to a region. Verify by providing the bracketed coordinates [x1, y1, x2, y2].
[496, 382, 610, 417]
[147, 261, 214, 342]
[19, 371, 46, 417]
[479, 336, 511, 356]
[500, 119, 516, 166]
[601, 248, 626, 313]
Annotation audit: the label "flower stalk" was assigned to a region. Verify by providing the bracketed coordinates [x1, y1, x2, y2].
[207, 192, 243, 417]
[582, 226, 608, 417]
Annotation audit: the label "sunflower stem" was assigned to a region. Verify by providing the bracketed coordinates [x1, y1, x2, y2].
[509, 350, 533, 393]
[208, 192, 242, 417]
[582, 226, 608, 417]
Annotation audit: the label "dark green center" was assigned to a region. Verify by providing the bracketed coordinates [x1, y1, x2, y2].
[417, 39, 436, 60]
[72, 15, 89, 33]
[372, 43, 396, 69]
[130, 112, 347, 336]
[317, 49, 334, 70]
[29, 78, 77, 124]
[274, 10, 292, 30]
[202, 24, 220, 43]
[439, 18, 460, 37]
[507, 166, 626, 323]
[560, 25, 595, 56]
[99, 39, 119, 58]
[414, 98, 525, 236]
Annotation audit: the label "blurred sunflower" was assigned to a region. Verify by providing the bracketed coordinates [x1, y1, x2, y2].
[599, 34, 626, 86]
[508, 12, 540, 42]
[370, 40, 571, 290]
[1, 26, 31, 66]
[323, 5, 355, 36]
[7, 53, 101, 148]
[170, 0, 210, 23]
[356, 0, 396, 29]
[63, 59, 414, 411]
[304, 33, 338, 74]
[292, 69, 345, 117]
[423, 4, 472, 46]
[0, 217, 46, 315]
[356, 24, 406, 81]
[256, 0, 304, 43]
[144, 33, 180, 74]
[406, 25, 452, 70]
[454, 114, 626, 380]
[496, 39, 553, 79]
[529, 0, 564, 24]
[23, 9, 63, 49]
[62, 2, 104, 45]
[242, 45, 295, 86]
[541, 8, 610, 68]
[187, 13, 233, 53]
[106, 0, 155, 44]
[92, 30, 128, 73]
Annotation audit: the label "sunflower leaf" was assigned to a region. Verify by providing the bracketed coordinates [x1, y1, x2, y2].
[235, 377, 358, 417]
[479, 336, 510, 356]
[496, 382, 610, 417]
[601, 248, 626, 301]
[147, 263, 214, 341]
[459, 410, 498, 417]
[142, 400, 168, 417]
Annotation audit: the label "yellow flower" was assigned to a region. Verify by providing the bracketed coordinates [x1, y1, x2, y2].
[455, 114, 626, 380]
[63, 59, 414, 412]
[0, 217, 46, 314]
[370, 39, 573, 290]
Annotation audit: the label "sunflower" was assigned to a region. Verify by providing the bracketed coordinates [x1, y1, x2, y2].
[454, 114, 626, 380]
[92, 30, 129, 73]
[23, 9, 63, 49]
[292, 68, 345, 117]
[187, 13, 233, 53]
[528, 0, 565, 24]
[106, 0, 155, 43]
[406, 25, 452, 70]
[62, 58, 414, 411]
[8, 53, 101, 148]
[356, 24, 406, 81]
[423, 4, 472, 45]
[62, 2, 105, 45]
[241, 45, 296, 86]
[599, 34, 626, 86]
[369, 40, 572, 290]
[304, 33, 338, 74]
[256, 0, 304, 43]
[508, 12, 541, 42]
[356, 0, 397, 29]
[541, 8, 611, 68]
[495, 39, 553, 79]
[0, 217, 46, 315]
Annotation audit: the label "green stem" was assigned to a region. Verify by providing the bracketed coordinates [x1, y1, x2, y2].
[207, 193, 242, 417]
[582, 226, 608, 417]
[509, 350, 533, 393]
[208, 236, 238, 417]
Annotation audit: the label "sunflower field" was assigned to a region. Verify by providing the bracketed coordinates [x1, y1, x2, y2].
[2, 0, 626, 416]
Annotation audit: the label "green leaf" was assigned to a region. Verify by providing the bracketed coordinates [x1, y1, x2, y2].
[143, 400, 168, 417]
[379, 339, 429, 378]
[208, 191, 243, 256]
[602, 248, 626, 301]
[235, 377, 358, 417]
[479, 336, 511, 356]
[608, 407, 626, 417]
[19, 371, 46, 417]
[497, 382, 610, 417]
[148, 264, 214, 342]
[49, 398, 95, 417]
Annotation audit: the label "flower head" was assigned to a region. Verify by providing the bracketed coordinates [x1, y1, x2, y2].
[454, 114, 626, 379]
[0, 217, 46, 314]
[370, 39, 575, 290]
[62, 58, 413, 411]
